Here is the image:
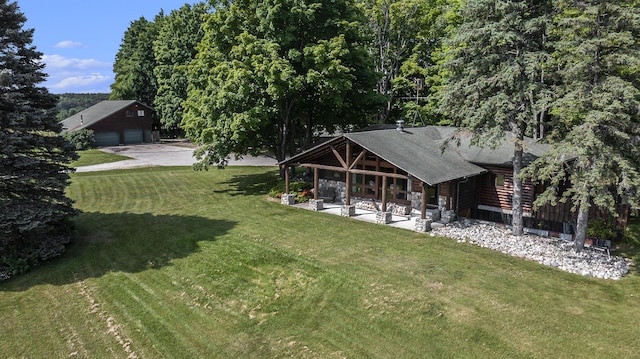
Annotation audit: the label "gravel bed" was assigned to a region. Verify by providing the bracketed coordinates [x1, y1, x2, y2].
[431, 221, 632, 280]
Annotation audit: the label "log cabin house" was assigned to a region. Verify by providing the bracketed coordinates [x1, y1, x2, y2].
[279, 125, 626, 235]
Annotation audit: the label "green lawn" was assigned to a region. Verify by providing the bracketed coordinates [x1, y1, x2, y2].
[70, 148, 131, 167]
[1, 166, 639, 358]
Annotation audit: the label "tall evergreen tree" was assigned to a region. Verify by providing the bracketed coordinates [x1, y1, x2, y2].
[153, 3, 209, 136]
[524, 0, 640, 250]
[440, 0, 553, 236]
[0, 0, 78, 279]
[183, 0, 381, 167]
[110, 13, 164, 107]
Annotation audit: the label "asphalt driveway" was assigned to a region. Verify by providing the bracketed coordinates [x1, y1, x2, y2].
[75, 143, 278, 172]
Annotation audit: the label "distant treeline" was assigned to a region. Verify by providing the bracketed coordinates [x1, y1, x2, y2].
[56, 93, 110, 121]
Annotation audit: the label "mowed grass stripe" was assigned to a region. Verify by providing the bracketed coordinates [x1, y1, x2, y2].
[125, 269, 253, 356]
[115, 273, 217, 357]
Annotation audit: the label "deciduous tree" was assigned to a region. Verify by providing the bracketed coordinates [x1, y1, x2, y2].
[153, 3, 209, 137]
[182, 0, 381, 168]
[111, 13, 164, 107]
[360, 0, 450, 125]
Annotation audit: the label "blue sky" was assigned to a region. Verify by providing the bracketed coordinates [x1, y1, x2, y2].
[17, 0, 196, 94]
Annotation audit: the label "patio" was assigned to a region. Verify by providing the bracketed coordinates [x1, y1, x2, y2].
[291, 201, 440, 232]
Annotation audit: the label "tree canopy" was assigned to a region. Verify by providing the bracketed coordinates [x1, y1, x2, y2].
[524, 0, 640, 250]
[360, 0, 451, 125]
[440, 0, 553, 236]
[182, 0, 382, 167]
[153, 3, 209, 136]
[56, 93, 110, 121]
[110, 13, 164, 108]
[0, 0, 78, 279]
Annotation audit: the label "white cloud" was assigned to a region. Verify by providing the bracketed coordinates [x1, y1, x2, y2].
[53, 40, 85, 49]
[49, 73, 112, 90]
[42, 54, 111, 70]
[40, 54, 113, 93]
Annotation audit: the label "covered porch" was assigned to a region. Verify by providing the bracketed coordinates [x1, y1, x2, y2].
[278, 128, 487, 231]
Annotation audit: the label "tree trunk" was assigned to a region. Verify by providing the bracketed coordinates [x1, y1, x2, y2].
[511, 125, 524, 236]
[305, 108, 313, 149]
[574, 197, 590, 252]
[278, 118, 287, 163]
[511, 154, 524, 236]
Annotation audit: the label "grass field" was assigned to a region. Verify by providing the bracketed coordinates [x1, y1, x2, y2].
[1, 166, 639, 358]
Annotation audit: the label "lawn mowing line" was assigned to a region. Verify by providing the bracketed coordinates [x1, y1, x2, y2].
[300, 271, 434, 358]
[41, 286, 91, 358]
[119, 272, 237, 357]
[75, 278, 141, 359]
[118, 279, 199, 357]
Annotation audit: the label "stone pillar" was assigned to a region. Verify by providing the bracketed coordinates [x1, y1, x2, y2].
[415, 218, 432, 232]
[376, 211, 392, 224]
[341, 205, 355, 217]
[309, 199, 324, 211]
[281, 194, 295, 205]
[441, 210, 456, 223]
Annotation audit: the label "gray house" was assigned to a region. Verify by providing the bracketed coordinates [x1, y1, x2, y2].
[61, 100, 154, 146]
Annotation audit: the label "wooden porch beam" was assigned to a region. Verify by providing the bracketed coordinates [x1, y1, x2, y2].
[297, 163, 409, 180]
[349, 149, 367, 170]
[330, 145, 348, 169]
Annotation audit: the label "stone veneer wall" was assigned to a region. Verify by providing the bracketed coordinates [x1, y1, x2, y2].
[352, 197, 411, 216]
[318, 179, 347, 203]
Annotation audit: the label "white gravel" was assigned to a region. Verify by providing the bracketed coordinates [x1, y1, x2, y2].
[431, 221, 632, 280]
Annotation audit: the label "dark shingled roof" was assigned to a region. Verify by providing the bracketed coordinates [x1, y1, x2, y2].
[281, 126, 550, 186]
[61, 100, 152, 132]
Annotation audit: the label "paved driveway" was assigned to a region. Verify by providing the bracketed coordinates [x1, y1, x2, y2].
[75, 143, 278, 172]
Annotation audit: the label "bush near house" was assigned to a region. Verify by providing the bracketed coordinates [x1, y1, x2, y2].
[269, 180, 313, 203]
[62, 129, 96, 150]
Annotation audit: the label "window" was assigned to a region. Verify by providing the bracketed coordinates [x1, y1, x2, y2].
[137, 109, 145, 117]
[125, 110, 133, 117]
[495, 174, 505, 187]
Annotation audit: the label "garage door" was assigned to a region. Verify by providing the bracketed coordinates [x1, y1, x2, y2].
[94, 132, 119, 147]
[124, 129, 143, 144]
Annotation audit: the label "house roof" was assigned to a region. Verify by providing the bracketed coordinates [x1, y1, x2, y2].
[280, 126, 550, 186]
[61, 100, 153, 132]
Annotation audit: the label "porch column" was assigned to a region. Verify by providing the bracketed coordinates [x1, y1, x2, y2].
[421, 183, 427, 220]
[381, 176, 387, 212]
[414, 182, 432, 232]
[284, 166, 290, 193]
[345, 172, 351, 205]
[281, 165, 295, 205]
[313, 167, 319, 200]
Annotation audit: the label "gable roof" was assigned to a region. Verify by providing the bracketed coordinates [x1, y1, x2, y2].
[61, 100, 153, 132]
[280, 126, 550, 186]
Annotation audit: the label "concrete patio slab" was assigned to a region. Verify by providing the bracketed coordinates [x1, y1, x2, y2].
[292, 202, 424, 232]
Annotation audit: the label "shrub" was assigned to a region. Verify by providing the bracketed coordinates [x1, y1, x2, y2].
[269, 180, 312, 202]
[586, 219, 617, 241]
[62, 129, 96, 150]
